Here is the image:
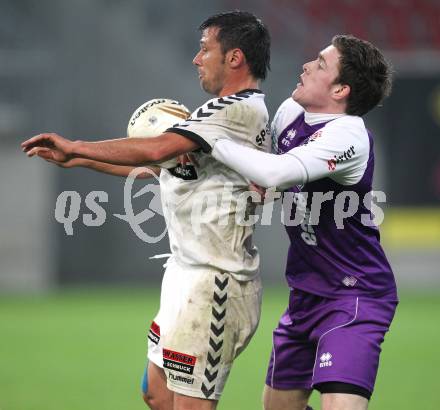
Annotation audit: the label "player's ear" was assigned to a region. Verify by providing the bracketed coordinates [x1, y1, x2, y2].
[332, 83, 350, 102]
[227, 48, 246, 69]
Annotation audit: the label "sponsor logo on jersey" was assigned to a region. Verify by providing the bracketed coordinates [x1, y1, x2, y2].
[163, 349, 197, 375]
[298, 129, 323, 148]
[327, 145, 356, 171]
[168, 372, 194, 385]
[256, 123, 270, 146]
[148, 321, 160, 345]
[309, 129, 323, 142]
[168, 164, 198, 180]
[319, 352, 333, 368]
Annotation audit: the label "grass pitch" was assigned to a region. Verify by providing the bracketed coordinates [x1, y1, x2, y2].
[0, 287, 438, 409]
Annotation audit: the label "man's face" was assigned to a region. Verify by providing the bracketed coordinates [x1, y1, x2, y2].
[292, 45, 342, 112]
[193, 27, 227, 96]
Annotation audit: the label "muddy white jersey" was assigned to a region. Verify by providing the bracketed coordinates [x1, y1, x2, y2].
[161, 89, 270, 281]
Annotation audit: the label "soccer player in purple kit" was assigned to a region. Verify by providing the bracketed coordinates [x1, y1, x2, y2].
[211, 35, 398, 410]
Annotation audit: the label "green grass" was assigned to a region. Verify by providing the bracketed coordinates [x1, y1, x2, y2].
[0, 287, 439, 409]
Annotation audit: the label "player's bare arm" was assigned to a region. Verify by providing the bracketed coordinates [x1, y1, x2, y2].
[51, 157, 161, 178]
[21, 131, 200, 166]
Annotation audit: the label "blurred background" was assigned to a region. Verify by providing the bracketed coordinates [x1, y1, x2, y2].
[1, 0, 439, 409]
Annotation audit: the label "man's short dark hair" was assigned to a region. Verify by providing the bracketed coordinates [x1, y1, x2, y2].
[332, 34, 393, 116]
[199, 11, 271, 80]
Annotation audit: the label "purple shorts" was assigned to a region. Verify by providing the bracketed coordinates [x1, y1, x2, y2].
[266, 288, 397, 394]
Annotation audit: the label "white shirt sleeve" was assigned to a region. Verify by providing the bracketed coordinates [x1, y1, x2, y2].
[212, 116, 370, 189]
[288, 116, 369, 185]
[212, 139, 307, 190]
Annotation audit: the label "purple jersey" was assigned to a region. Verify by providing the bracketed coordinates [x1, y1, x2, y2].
[274, 99, 397, 300]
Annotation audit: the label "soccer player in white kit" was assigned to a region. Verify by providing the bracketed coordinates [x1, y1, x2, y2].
[22, 11, 271, 410]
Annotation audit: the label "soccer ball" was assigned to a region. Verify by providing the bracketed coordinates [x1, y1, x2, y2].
[127, 98, 191, 168]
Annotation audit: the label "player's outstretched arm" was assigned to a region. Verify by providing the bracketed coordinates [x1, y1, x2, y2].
[22, 132, 199, 166]
[43, 156, 160, 179]
[78, 160, 160, 178]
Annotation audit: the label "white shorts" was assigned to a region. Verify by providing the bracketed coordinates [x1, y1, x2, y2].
[147, 258, 262, 400]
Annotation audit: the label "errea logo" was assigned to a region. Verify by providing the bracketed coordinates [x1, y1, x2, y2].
[319, 352, 333, 368]
[281, 129, 296, 147]
[342, 276, 358, 287]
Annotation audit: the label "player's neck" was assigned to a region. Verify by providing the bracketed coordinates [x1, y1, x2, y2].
[302, 100, 347, 115]
[218, 76, 259, 97]
[304, 107, 346, 115]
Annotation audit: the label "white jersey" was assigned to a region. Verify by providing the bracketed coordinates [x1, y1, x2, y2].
[161, 89, 270, 281]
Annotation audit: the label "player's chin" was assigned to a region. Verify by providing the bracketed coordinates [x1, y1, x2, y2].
[200, 80, 212, 94]
[201, 79, 219, 95]
[291, 88, 301, 101]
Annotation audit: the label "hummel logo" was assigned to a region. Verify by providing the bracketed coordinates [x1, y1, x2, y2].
[196, 107, 213, 118]
[319, 352, 333, 368]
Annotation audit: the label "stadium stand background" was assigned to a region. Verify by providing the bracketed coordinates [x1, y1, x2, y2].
[1, 0, 439, 291]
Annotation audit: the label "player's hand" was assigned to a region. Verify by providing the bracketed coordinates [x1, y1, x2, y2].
[21, 133, 74, 163]
[249, 183, 267, 204]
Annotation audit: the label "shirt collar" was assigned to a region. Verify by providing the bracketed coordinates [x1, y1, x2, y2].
[304, 111, 346, 126]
